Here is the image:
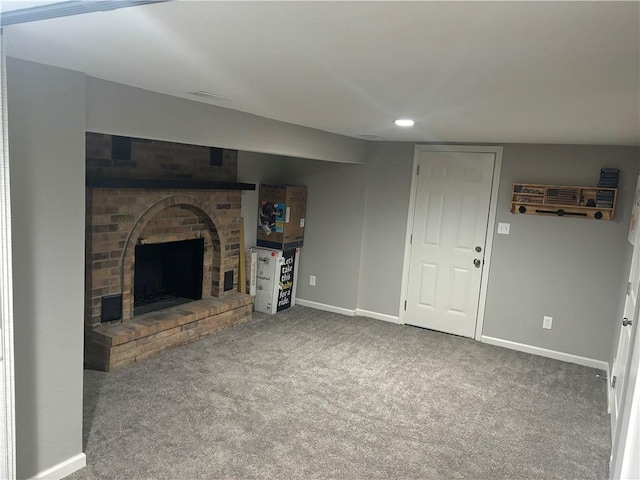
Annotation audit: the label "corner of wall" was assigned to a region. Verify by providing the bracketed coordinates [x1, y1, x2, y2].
[7, 58, 86, 479]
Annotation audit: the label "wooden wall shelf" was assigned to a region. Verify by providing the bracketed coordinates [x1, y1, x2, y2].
[511, 183, 617, 220]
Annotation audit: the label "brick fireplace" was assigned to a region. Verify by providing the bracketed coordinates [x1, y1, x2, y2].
[84, 133, 254, 371]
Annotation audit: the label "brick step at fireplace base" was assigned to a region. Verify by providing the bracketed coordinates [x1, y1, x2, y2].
[86, 293, 253, 371]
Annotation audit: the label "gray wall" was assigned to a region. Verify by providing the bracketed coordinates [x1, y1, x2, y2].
[86, 77, 367, 164]
[282, 158, 366, 310]
[237, 151, 367, 310]
[7, 58, 86, 478]
[357, 143, 415, 315]
[483, 145, 638, 362]
[357, 142, 639, 362]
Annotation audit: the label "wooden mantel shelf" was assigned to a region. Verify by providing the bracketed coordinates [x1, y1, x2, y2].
[511, 183, 617, 220]
[86, 177, 256, 191]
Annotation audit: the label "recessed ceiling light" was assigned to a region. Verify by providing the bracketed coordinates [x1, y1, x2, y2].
[394, 119, 415, 127]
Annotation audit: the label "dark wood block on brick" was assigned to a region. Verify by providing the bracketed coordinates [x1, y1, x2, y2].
[210, 147, 224, 167]
[111, 136, 132, 160]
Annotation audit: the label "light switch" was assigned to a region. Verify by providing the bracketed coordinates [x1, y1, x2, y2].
[497, 223, 510, 235]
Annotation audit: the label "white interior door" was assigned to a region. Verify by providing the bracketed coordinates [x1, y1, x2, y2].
[616, 333, 639, 480]
[405, 150, 495, 338]
[611, 223, 639, 437]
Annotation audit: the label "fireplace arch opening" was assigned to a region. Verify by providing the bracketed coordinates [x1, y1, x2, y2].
[133, 237, 205, 315]
[119, 196, 225, 321]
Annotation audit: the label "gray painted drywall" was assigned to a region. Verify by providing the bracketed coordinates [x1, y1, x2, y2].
[358, 142, 639, 362]
[237, 151, 287, 248]
[85, 77, 367, 165]
[281, 158, 365, 310]
[483, 144, 638, 362]
[7, 58, 85, 478]
[357, 142, 415, 316]
[237, 152, 366, 310]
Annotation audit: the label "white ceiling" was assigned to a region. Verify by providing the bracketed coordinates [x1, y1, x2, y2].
[3, 1, 640, 145]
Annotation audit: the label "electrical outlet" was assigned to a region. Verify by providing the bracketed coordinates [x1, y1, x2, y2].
[309, 275, 316, 286]
[543, 316, 553, 329]
[497, 223, 510, 235]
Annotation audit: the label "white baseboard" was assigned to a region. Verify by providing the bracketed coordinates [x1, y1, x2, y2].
[294, 300, 402, 325]
[295, 299, 356, 317]
[29, 453, 86, 480]
[481, 336, 608, 371]
[355, 308, 401, 324]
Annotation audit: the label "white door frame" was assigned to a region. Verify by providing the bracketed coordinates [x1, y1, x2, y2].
[0, 33, 16, 480]
[399, 144, 503, 341]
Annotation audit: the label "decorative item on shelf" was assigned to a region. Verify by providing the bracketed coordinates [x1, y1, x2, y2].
[514, 195, 543, 204]
[510, 182, 617, 221]
[596, 190, 615, 208]
[598, 168, 619, 188]
[546, 187, 578, 205]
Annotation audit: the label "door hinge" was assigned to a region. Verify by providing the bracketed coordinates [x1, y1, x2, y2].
[627, 282, 632, 295]
[612, 375, 617, 389]
[416, 165, 420, 175]
[410, 234, 413, 245]
[404, 300, 407, 311]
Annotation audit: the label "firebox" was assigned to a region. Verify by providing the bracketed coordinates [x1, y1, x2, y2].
[134, 238, 205, 316]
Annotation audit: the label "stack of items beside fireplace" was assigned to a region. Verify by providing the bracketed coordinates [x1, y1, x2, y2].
[252, 184, 307, 314]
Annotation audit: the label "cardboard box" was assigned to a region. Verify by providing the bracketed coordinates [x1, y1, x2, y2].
[252, 247, 300, 314]
[257, 184, 306, 250]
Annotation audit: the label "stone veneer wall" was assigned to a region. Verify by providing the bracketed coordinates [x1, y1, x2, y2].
[85, 134, 247, 369]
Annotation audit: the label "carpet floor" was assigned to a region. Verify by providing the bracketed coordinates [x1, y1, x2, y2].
[68, 306, 610, 479]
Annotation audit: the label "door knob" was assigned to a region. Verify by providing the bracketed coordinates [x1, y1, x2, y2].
[473, 259, 481, 268]
[623, 317, 633, 327]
